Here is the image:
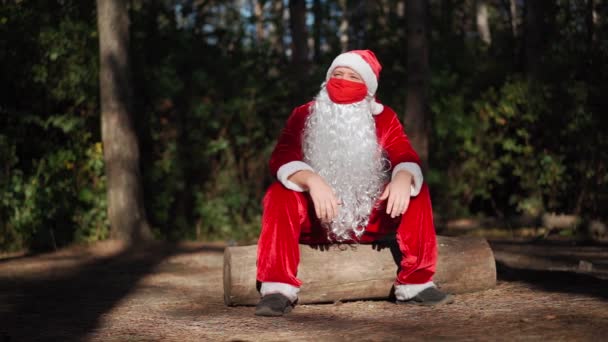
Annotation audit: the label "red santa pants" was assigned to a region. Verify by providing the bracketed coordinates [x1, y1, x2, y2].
[256, 182, 437, 288]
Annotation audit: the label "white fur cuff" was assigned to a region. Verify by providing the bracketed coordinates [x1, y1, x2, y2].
[277, 161, 314, 192]
[392, 162, 423, 196]
[260, 282, 300, 302]
[394, 281, 435, 301]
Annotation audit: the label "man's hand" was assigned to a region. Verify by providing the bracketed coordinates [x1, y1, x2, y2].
[288, 170, 340, 222]
[379, 170, 413, 218]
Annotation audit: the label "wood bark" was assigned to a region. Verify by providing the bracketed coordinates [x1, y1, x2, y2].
[348, 0, 369, 50]
[510, 0, 518, 37]
[378, 0, 389, 30]
[404, 0, 430, 170]
[498, 0, 518, 62]
[441, 0, 454, 35]
[224, 236, 496, 306]
[524, 0, 541, 78]
[96, 0, 152, 243]
[476, 0, 492, 45]
[313, 0, 322, 61]
[587, 0, 597, 51]
[524, 0, 556, 79]
[253, 0, 265, 43]
[338, 0, 349, 52]
[269, 0, 286, 56]
[288, 0, 309, 76]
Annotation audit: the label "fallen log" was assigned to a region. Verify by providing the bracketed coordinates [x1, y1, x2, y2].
[224, 236, 496, 306]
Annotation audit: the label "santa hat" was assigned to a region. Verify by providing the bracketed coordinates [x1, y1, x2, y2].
[325, 49, 384, 114]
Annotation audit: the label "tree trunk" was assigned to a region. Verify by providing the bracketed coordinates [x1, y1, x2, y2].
[587, 0, 596, 51]
[224, 236, 497, 306]
[476, 0, 492, 45]
[404, 0, 430, 170]
[510, 0, 518, 37]
[441, 0, 454, 35]
[348, 0, 369, 49]
[338, 0, 349, 52]
[378, 0, 390, 30]
[96, 0, 152, 243]
[288, 0, 309, 77]
[524, 0, 541, 78]
[313, 0, 322, 62]
[524, 0, 556, 79]
[253, 0, 265, 43]
[269, 0, 286, 57]
[498, 0, 519, 64]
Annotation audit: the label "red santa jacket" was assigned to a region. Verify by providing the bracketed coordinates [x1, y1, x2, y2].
[269, 101, 423, 194]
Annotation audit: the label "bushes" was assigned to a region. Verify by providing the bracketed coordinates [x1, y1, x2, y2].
[0, 115, 108, 251]
[0, 1, 105, 251]
[430, 74, 607, 220]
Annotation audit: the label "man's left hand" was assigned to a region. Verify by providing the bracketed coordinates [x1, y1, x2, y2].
[379, 170, 413, 218]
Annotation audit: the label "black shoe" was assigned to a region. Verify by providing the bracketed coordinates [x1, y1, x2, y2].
[396, 287, 454, 306]
[255, 293, 296, 317]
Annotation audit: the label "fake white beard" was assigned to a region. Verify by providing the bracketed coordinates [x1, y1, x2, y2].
[303, 88, 388, 241]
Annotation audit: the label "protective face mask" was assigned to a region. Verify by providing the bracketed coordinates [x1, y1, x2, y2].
[326, 77, 368, 104]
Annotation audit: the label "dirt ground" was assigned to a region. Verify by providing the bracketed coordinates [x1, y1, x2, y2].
[1, 238, 607, 342]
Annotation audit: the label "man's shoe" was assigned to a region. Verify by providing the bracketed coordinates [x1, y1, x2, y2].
[255, 293, 295, 316]
[396, 287, 454, 306]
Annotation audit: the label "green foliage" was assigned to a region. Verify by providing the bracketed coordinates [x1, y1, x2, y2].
[426, 0, 608, 221]
[135, 33, 291, 242]
[430, 73, 607, 219]
[0, 115, 108, 251]
[0, 1, 106, 251]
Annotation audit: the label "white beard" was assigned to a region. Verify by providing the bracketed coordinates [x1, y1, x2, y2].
[303, 88, 388, 241]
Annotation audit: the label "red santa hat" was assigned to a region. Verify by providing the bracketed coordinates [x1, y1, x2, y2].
[325, 49, 382, 97]
[325, 49, 384, 114]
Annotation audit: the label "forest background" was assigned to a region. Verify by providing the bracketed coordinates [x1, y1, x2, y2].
[1, 0, 606, 252]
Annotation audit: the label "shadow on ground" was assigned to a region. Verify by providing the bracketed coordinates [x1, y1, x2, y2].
[0, 242, 224, 342]
[495, 260, 608, 300]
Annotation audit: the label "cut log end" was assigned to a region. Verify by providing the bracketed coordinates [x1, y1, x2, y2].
[223, 236, 496, 306]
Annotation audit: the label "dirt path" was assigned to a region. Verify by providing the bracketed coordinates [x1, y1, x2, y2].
[1, 240, 607, 341]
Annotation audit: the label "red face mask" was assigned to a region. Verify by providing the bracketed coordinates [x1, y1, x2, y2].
[326, 78, 368, 104]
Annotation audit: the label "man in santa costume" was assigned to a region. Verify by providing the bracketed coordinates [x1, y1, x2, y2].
[255, 50, 452, 317]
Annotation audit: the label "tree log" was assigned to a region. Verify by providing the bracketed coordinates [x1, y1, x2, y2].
[224, 236, 496, 306]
